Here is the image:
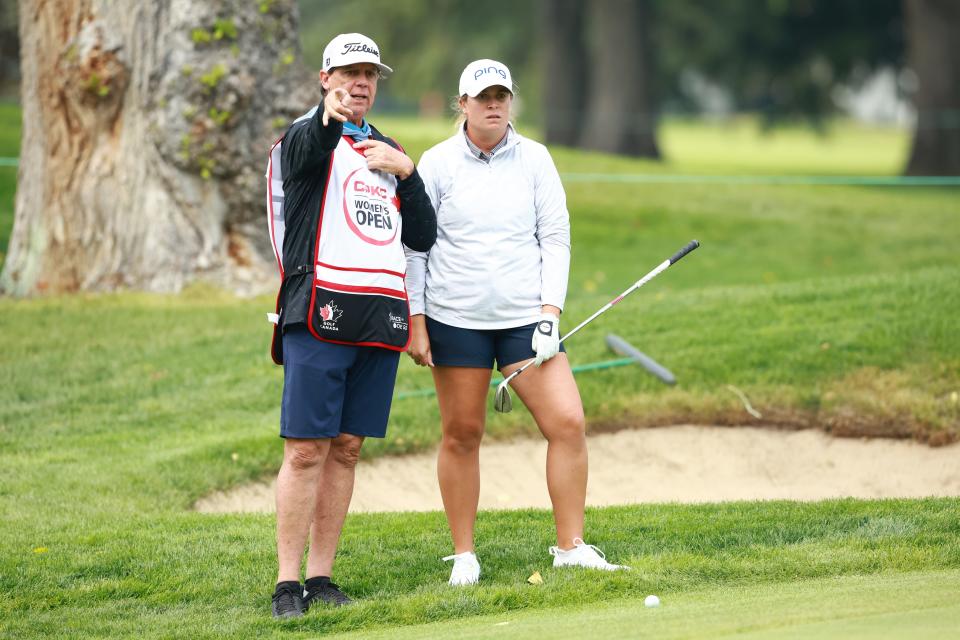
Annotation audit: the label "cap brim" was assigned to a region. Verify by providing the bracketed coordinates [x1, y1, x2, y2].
[325, 59, 393, 76]
[464, 82, 512, 98]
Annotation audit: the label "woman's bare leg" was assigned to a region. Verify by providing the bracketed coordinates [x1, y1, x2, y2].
[503, 353, 586, 549]
[433, 366, 492, 553]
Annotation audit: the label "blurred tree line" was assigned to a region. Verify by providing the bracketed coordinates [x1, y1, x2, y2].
[0, 0, 18, 98]
[3, 0, 954, 295]
[298, 0, 958, 174]
[298, 0, 905, 126]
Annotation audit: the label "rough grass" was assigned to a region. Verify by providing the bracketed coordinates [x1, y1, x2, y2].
[1, 267, 957, 530]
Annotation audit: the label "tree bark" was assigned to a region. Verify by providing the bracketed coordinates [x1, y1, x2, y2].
[2, 0, 314, 295]
[539, 0, 587, 146]
[903, 0, 960, 176]
[580, 0, 660, 158]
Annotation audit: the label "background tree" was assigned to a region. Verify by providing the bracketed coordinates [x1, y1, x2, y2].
[579, 0, 660, 157]
[298, 0, 539, 113]
[0, 0, 18, 97]
[1, 0, 313, 295]
[654, 0, 905, 127]
[539, 0, 587, 147]
[903, 0, 960, 175]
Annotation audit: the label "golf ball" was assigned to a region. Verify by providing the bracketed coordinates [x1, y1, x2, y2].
[644, 594, 660, 608]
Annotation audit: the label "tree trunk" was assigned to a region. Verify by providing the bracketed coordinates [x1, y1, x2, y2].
[1, 0, 314, 296]
[903, 0, 960, 176]
[580, 0, 660, 158]
[539, 0, 587, 146]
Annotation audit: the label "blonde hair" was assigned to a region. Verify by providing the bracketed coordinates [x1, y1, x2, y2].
[452, 95, 467, 131]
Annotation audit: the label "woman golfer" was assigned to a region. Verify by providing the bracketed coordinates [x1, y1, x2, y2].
[405, 59, 627, 585]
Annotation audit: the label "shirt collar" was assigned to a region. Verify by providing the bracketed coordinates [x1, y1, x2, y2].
[463, 123, 512, 163]
[343, 119, 371, 141]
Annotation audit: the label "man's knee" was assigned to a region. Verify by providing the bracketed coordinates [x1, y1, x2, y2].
[284, 439, 328, 471]
[330, 434, 364, 468]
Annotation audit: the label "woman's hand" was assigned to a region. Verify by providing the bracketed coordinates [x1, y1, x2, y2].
[407, 314, 434, 367]
[532, 305, 561, 366]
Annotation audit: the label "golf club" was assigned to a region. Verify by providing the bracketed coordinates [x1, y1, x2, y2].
[605, 333, 676, 385]
[494, 239, 700, 413]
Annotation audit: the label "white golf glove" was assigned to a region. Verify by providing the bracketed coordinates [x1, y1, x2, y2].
[531, 312, 560, 366]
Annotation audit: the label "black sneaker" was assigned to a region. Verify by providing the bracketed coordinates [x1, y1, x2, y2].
[304, 581, 353, 608]
[272, 583, 306, 618]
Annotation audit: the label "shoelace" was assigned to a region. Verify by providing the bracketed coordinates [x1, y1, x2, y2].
[322, 582, 351, 605]
[548, 537, 606, 559]
[308, 582, 350, 605]
[273, 588, 301, 612]
[443, 552, 478, 580]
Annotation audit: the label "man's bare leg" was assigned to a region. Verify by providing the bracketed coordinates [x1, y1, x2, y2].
[276, 438, 331, 582]
[305, 433, 364, 578]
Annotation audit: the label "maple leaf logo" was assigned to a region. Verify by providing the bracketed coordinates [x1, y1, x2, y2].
[319, 302, 342, 323]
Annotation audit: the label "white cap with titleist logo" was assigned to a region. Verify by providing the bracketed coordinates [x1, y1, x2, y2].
[458, 59, 512, 97]
[322, 33, 392, 75]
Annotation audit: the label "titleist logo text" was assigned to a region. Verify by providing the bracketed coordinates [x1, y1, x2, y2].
[341, 42, 379, 57]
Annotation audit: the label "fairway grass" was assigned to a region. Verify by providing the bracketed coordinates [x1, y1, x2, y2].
[328, 569, 960, 640]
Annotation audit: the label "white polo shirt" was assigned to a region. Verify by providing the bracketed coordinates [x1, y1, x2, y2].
[405, 126, 570, 329]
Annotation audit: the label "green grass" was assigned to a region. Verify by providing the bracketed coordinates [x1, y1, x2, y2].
[328, 569, 960, 640]
[2, 108, 959, 637]
[375, 115, 912, 176]
[3, 500, 959, 638]
[0, 101, 20, 266]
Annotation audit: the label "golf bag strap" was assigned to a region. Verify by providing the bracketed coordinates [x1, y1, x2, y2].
[284, 264, 313, 280]
[269, 265, 313, 365]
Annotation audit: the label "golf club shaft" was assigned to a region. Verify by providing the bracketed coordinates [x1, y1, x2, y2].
[605, 334, 676, 385]
[501, 240, 700, 386]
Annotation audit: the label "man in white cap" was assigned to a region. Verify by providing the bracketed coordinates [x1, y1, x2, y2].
[267, 33, 436, 618]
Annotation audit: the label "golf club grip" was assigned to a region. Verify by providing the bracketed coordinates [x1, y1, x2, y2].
[669, 240, 700, 265]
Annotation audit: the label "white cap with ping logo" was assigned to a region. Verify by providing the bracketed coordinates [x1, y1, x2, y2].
[458, 59, 513, 97]
[322, 33, 392, 75]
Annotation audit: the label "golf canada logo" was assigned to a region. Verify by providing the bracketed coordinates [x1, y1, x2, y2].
[319, 301, 343, 331]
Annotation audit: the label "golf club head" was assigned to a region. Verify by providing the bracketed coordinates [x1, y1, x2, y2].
[494, 381, 513, 413]
[605, 334, 677, 385]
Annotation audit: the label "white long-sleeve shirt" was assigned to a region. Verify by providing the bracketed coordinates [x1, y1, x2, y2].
[405, 126, 570, 329]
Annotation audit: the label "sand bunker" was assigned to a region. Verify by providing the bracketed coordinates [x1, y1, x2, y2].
[195, 425, 960, 514]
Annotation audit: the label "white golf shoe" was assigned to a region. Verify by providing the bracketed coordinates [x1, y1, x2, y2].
[443, 550, 481, 586]
[549, 538, 630, 571]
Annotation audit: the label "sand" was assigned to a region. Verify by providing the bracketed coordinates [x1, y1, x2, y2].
[194, 425, 960, 514]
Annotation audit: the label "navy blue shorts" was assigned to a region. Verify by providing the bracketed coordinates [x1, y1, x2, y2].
[280, 325, 400, 439]
[426, 316, 566, 371]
